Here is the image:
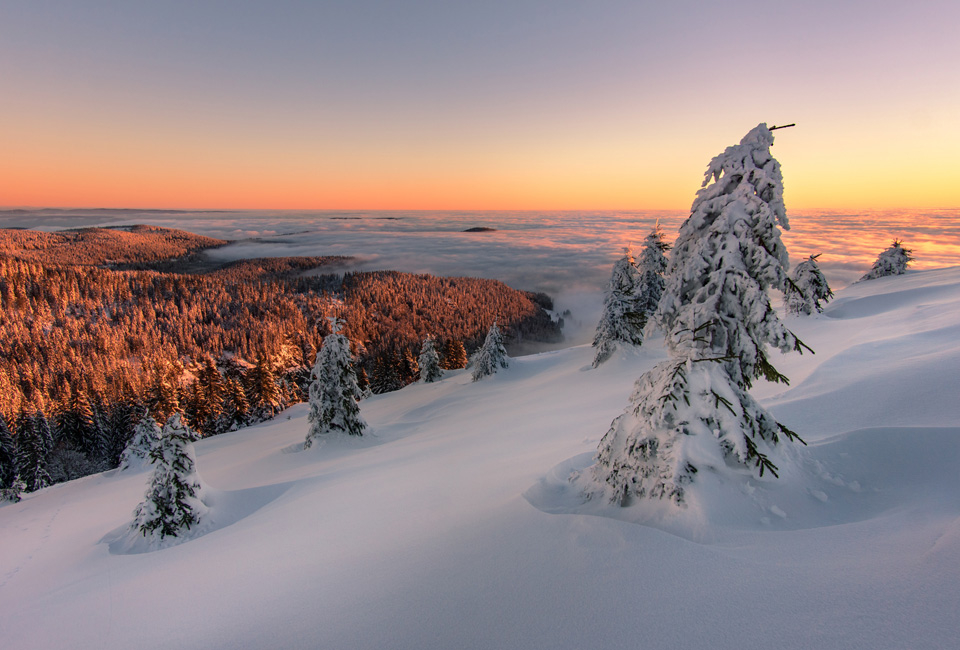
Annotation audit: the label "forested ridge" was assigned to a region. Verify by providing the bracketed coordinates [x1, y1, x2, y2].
[0, 224, 228, 265]
[0, 226, 561, 493]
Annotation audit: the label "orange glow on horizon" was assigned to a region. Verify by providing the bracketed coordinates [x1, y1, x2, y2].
[4, 116, 957, 213]
[5, 160, 957, 214]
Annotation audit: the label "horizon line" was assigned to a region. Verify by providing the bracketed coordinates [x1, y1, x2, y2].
[3, 204, 959, 214]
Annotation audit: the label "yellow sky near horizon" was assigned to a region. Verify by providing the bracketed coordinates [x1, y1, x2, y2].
[6, 116, 956, 212]
[2, 1, 957, 212]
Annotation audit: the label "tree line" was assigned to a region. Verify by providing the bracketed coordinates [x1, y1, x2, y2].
[0, 227, 561, 494]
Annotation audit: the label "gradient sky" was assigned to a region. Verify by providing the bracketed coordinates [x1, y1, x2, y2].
[2, 0, 957, 210]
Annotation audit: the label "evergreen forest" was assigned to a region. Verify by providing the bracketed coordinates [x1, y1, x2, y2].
[0, 226, 561, 491]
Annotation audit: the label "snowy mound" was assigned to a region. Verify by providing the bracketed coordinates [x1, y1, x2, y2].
[102, 483, 291, 555]
[2, 268, 959, 649]
[527, 425, 960, 540]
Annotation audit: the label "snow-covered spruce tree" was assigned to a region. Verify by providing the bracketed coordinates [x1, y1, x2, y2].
[590, 123, 808, 506]
[418, 337, 443, 383]
[858, 239, 914, 282]
[130, 413, 208, 541]
[592, 248, 645, 367]
[471, 322, 509, 381]
[635, 224, 672, 320]
[305, 319, 366, 448]
[119, 414, 162, 471]
[786, 254, 833, 315]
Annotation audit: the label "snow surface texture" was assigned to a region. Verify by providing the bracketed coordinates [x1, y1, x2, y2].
[2, 268, 960, 649]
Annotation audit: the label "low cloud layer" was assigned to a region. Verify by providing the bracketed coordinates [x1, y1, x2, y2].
[3, 209, 956, 296]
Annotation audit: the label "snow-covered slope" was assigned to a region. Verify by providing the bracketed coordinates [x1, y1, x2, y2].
[2, 268, 959, 650]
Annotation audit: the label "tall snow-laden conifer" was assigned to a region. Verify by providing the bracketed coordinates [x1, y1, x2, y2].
[471, 322, 509, 381]
[592, 249, 645, 367]
[119, 414, 162, 471]
[786, 254, 833, 315]
[305, 319, 366, 448]
[418, 337, 443, 383]
[590, 123, 808, 507]
[858, 240, 913, 282]
[130, 413, 208, 541]
[656, 123, 802, 386]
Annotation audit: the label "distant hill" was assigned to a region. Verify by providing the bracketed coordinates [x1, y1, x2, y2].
[0, 225, 228, 266]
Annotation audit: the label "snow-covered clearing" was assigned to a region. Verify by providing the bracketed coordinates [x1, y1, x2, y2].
[2, 268, 959, 649]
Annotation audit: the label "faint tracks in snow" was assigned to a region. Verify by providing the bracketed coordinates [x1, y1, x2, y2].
[0, 502, 63, 590]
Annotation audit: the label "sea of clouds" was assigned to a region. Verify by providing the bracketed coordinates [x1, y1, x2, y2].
[2, 207, 956, 301]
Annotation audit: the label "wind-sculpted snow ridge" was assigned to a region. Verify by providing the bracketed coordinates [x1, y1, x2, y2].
[1, 268, 959, 650]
